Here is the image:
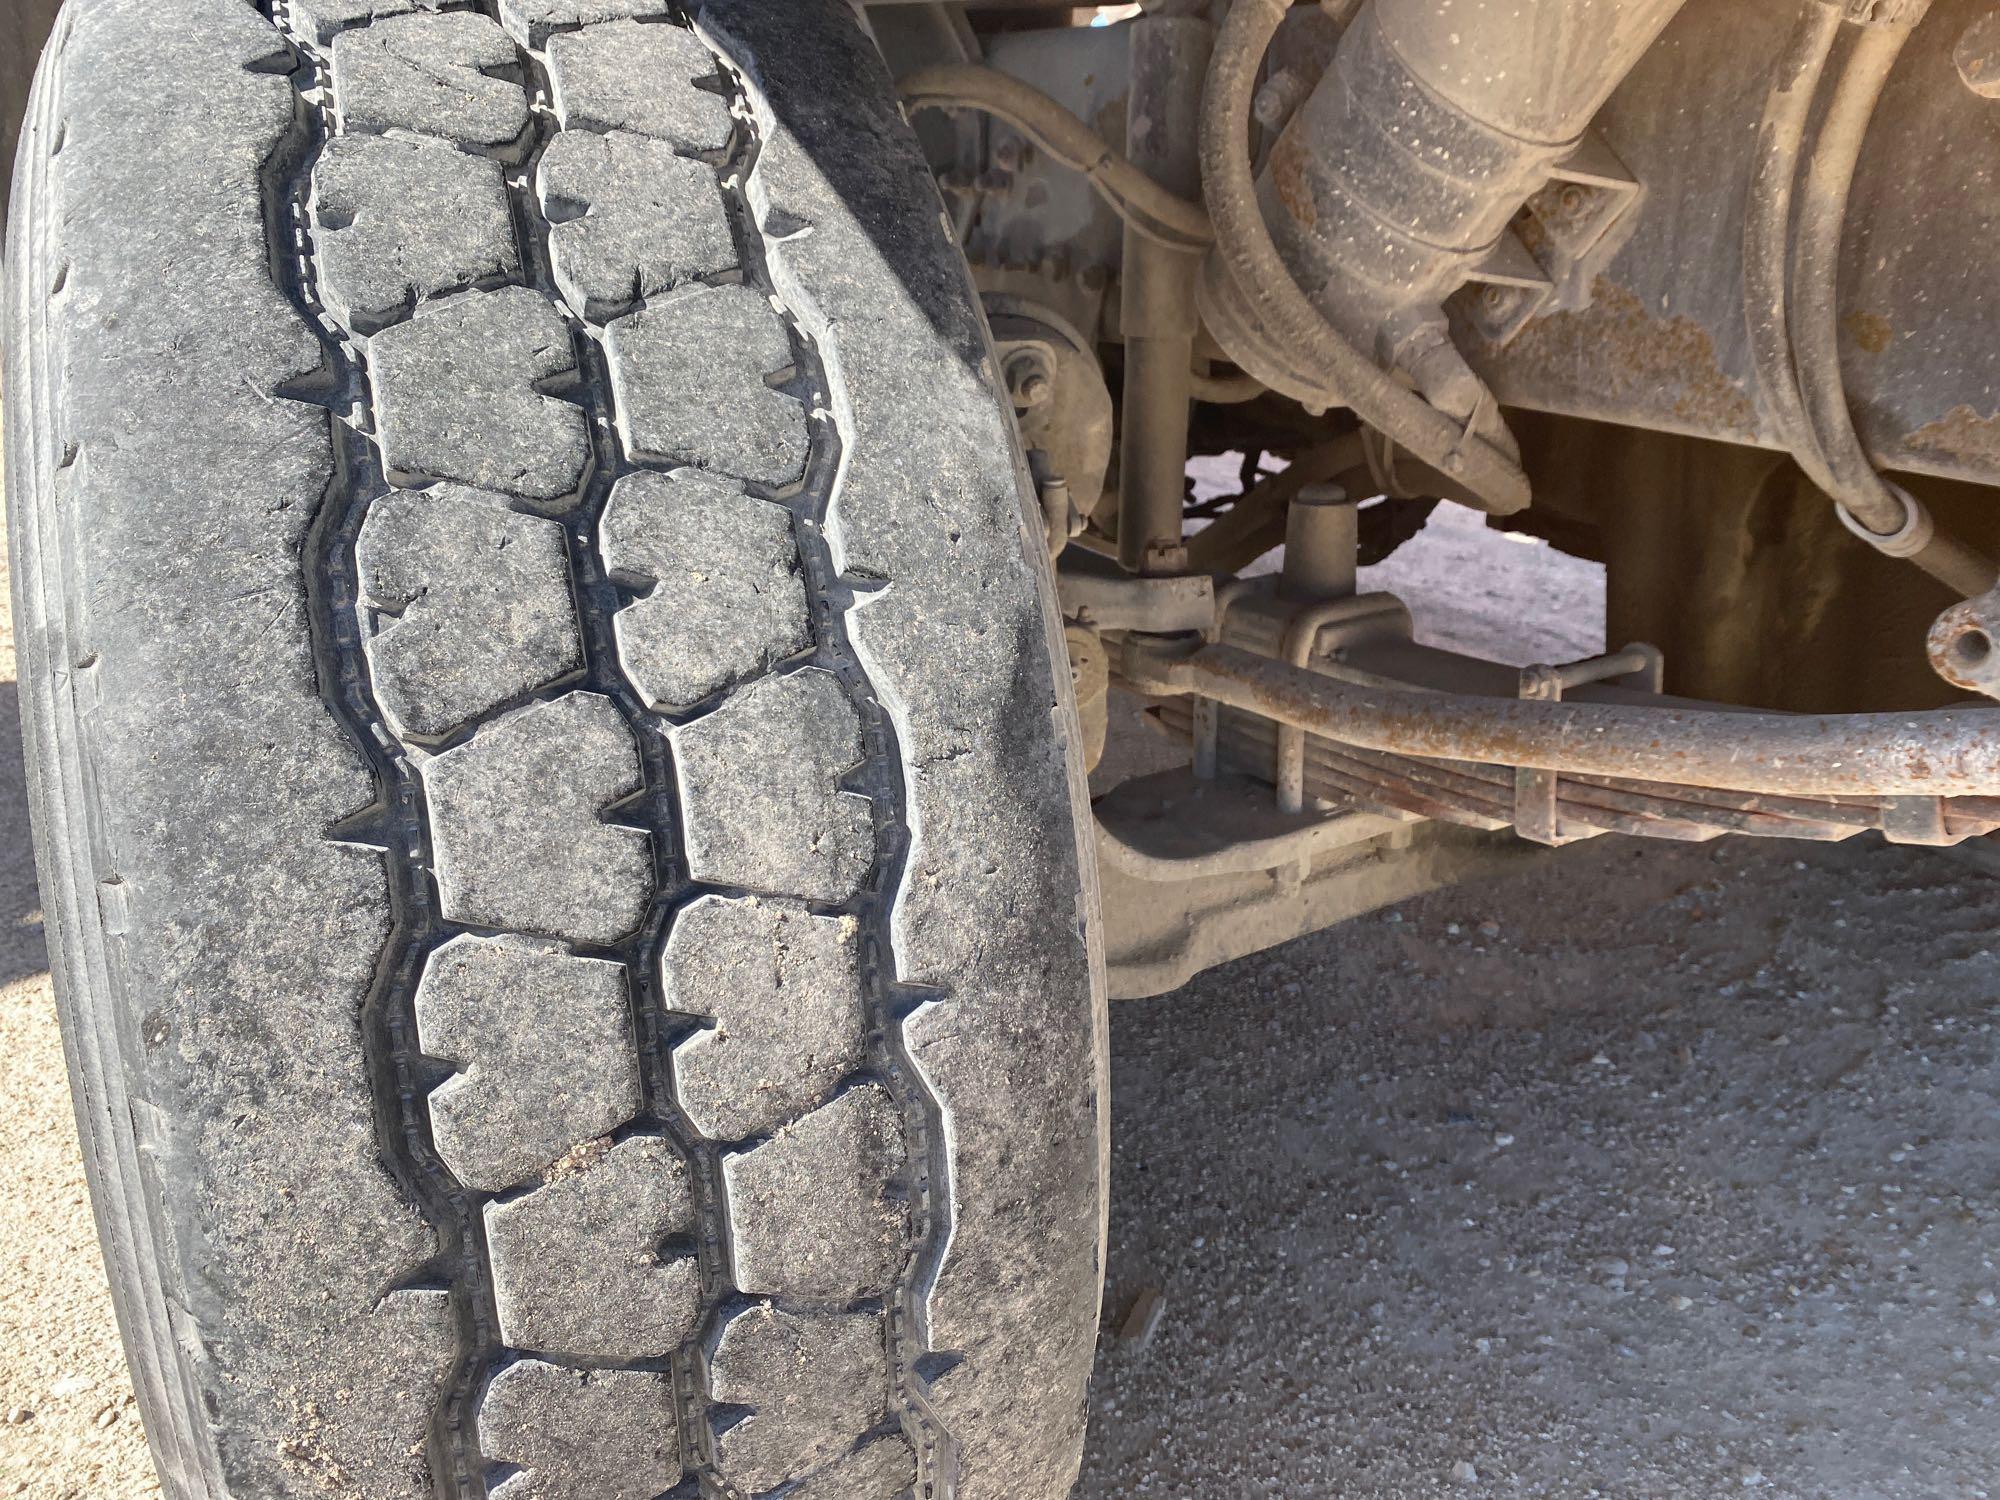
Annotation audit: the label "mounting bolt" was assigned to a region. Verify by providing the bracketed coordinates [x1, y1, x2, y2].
[1253, 68, 1311, 131]
[1003, 347, 1056, 409]
[1956, 12, 2000, 97]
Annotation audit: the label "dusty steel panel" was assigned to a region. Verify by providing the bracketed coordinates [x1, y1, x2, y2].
[1458, 0, 2000, 490]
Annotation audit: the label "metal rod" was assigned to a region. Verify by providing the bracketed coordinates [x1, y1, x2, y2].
[1117, 14, 1211, 577]
[1193, 577, 1259, 780]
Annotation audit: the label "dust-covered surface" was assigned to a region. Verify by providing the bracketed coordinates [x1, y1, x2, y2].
[5, 483, 2000, 1498]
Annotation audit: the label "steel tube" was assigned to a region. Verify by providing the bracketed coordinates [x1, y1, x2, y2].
[1118, 15, 1211, 576]
[897, 65, 1212, 248]
[1130, 642, 2000, 797]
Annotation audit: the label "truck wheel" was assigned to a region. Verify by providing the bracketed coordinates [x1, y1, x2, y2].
[5, 2, 1105, 1497]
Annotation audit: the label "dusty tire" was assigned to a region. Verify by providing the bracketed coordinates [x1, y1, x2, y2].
[4, 3, 1105, 1497]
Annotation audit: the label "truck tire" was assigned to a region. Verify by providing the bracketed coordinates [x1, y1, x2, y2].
[4, 3, 1106, 1497]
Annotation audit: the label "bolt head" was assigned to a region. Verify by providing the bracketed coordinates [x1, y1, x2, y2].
[1004, 348, 1057, 409]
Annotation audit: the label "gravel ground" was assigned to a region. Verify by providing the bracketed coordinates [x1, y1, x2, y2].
[5, 490, 2000, 1497]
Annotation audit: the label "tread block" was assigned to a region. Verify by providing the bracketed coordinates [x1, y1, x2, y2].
[415, 934, 641, 1192]
[370, 286, 591, 506]
[669, 669, 871, 903]
[486, 1136, 702, 1360]
[605, 283, 809, 486]
[422, 692, 653, 946]
[330, 10, 532, 149]
[481, 1361, 681, 1500]
[356, 484, 583, 741]
[602, 469, 808, 712]
[312, 134, 518, 333]
[538, 130, 737, 322]
[788, 1434, 919, 1500]
[499, 0, 674, 50]
[722, 1085, 908, 1300]
[293, 0, 449, 47]
[705, 1306, 892, 1495]
[546, 19, 733, 150]
[665, 896, 866, 1142]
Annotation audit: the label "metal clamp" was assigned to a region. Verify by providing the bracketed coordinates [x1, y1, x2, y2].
[1836, 481, 1936, 559]
[1513, 645, 1665, 845]
[1193, 578, 1259, 780]
[1273, 595, 1417, 813]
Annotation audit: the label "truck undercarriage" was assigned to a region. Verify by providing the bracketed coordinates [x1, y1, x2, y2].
[10, 1, 2000, 1493]
[873, 0, 2000, 993]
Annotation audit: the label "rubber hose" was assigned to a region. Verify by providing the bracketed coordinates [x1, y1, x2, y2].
[1789, 21, 1997, 594]
[1742, 1, 1844, 497]
[899, 65, 1214, 250]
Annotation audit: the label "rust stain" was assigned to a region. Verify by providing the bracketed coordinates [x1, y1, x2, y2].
[1488, 276, 1758, 438]
[1268, 130, 1318, 231]
[1904, 403, 2000, 468]
[1843, 310, 1893, 355]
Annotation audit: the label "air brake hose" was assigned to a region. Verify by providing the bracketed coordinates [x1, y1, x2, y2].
[1788, 16, 1996, 595]
[1743, 1, 1845, 498]
[1747, 0, 1996, 596]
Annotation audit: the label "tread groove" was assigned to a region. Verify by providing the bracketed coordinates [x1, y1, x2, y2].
[269, 4, 958, 1494]
[263, 22, 504, 1489]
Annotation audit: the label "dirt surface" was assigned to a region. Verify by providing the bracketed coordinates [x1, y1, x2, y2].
[5, 493, 2000, 1498]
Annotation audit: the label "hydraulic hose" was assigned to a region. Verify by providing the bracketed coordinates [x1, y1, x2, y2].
[1198, 0, 1533, 516]
[898, 65, 1213, 250]
[1787, 17, 1997, 595]
[1744, 2, 1994, 596]
[1743, 1, 1844, 497]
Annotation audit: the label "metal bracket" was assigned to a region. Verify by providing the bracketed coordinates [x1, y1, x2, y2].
[1056, 554, 1215, 634]
[1463, 229, 1556, 347]
[1095, 768, 1412, 882]
[1464, 129, 1644, 346]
